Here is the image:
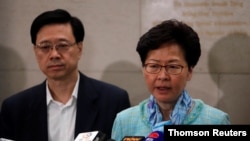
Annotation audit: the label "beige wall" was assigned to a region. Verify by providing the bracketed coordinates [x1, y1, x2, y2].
[0, 0, 249, 124]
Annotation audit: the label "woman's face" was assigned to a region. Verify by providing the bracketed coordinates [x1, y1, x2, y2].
[143, 43, 193, 104]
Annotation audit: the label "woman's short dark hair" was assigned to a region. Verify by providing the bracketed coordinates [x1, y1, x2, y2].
[136, 19, 201, 69]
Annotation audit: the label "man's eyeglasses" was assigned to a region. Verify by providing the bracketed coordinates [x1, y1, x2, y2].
[144, 63, 184, 75]
[35, 41, 77, 53]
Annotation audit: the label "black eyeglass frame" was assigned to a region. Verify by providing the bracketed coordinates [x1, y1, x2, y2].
[143, 63, 185, 75]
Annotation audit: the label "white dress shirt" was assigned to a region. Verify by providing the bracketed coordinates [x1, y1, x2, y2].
[46, 74, 79, 141]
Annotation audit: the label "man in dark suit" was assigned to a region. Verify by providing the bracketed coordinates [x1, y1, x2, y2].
[0, 9, 130, 141]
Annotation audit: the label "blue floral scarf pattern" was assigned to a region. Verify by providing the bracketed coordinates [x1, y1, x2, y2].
[147, 90, 192, 131]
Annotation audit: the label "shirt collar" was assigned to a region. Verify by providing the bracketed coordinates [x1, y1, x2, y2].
[46, 72, 80, 105]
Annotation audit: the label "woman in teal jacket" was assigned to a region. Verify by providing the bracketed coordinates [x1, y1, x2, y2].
[111, 19, 230, 141]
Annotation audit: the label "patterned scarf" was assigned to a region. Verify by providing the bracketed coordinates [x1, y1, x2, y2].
[147, 90, 192, 132]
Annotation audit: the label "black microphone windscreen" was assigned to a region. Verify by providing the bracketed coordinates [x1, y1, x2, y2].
[106, 139, 115, 141]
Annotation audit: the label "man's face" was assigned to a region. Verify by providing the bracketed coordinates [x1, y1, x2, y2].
[34, 23, 82, 81]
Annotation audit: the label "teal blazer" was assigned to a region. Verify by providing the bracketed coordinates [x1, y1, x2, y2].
[111, 98, 230, 141]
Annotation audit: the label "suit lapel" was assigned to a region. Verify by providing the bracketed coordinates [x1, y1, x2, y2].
[74, 73, 99, 137]
[24, 82, 48, 141]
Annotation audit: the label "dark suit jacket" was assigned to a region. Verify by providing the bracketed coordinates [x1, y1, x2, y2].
[0, 72, 131, 141]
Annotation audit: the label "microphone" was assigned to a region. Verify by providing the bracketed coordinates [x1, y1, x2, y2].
[121, 136, 145, 141]
[144, 131, 164, 141]
[74, 131, 107, 141]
